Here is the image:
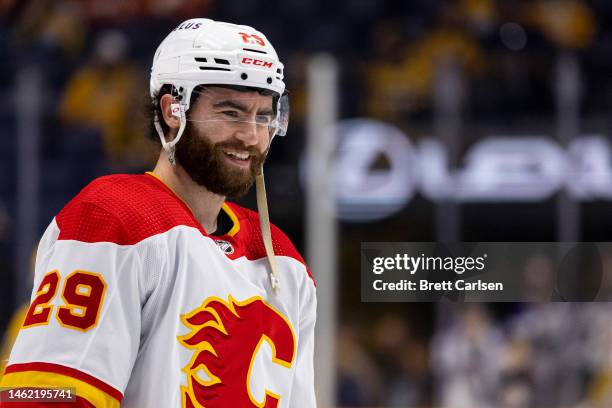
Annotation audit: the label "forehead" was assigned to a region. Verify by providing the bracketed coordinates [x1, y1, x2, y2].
[194, 86, 273, 108]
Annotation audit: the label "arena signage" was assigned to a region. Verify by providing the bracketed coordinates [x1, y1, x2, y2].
[320, 119, 612, 221]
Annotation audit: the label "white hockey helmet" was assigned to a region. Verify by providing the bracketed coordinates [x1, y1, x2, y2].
[150, 18, 288, 159]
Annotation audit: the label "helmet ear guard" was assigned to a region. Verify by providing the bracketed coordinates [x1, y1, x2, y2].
[153, 85, 188, 165]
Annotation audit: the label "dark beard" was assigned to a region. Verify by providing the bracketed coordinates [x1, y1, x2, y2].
[174, 123, 266, 198]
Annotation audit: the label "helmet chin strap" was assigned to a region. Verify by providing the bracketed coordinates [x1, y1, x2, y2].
[255, 164, 280, 294]
[154, 102, 187, 166]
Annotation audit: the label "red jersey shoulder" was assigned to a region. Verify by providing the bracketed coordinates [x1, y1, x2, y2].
[56, 174, 201, 245]
[224, 202, 315, 284]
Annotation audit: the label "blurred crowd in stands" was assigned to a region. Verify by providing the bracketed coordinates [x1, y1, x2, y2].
[337, 302, 612, 407]
[3, 0, 612, 406]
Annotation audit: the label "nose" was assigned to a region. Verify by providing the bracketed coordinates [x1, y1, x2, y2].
[234, 121, 260, 147]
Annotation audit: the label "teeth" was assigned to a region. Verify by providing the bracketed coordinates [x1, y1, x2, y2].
[224, 151, 250, 160]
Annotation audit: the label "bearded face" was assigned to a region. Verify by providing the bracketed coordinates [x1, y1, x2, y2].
[173, 87, 274, 198]
[175, 123, 267, 198]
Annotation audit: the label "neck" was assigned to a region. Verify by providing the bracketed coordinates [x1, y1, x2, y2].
[151, 150, 225, 234]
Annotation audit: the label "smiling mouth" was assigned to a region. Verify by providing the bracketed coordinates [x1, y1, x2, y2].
[223, 150, 251, 160]
[222, 150, 253, 168]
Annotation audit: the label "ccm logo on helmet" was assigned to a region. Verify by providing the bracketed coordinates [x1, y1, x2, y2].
[241, 57, 273, 69]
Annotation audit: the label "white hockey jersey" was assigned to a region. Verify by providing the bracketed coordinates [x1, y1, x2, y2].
[1, 172, 317, 408]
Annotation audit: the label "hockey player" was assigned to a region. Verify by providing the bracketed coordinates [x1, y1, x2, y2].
[1, 19, 316, 408]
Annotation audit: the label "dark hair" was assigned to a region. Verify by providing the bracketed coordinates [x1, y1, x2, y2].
[144, 84, 279, 147]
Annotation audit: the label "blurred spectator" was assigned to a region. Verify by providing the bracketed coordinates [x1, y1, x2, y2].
[59, 30, 153, 170]
[431, 304, 504, 408]
[6, 0, 86, 86]
[369, 314, 430, 407]
[362, 20, 414, 121]
[363, 6, 486, 122]
[385, 339, 431, 407]
[12, 0, 85, 57]
[497, 338, 533, 408]
[146, 0, 215, 19]
[0, 305, 27, 380]
[337, 322, 382, 406]
[370, 314, 410, 384]
[584, 309, 612, 408]
[508, 304, 593, 407]
[525, 0, 596, 50]
[0, 240, 33, 381]
[459, 0, 499, 37]
[521, 254, 555, 301]
[0, 0, 16, 15]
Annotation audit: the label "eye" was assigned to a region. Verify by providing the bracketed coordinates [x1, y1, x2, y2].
[255, 115, 273, 125]
[221, 110, 239, 118]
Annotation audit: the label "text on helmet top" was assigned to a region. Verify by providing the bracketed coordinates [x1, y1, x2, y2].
[173, 22, 203, 31]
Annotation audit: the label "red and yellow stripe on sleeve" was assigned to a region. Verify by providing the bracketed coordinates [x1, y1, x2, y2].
[0, 362, 121, 407]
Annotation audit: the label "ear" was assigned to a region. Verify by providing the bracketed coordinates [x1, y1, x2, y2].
[159, 93, 182, 142]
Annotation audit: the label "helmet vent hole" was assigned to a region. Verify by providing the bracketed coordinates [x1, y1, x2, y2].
[243, 48, 267, 54]
[266, 77, 272, 84]
[276, 68, 282, 74]
[214, 58, 230, 65]
[199, 67, 231, 72]
[195, 57, 207, 63]
[241, 73, 248, 80]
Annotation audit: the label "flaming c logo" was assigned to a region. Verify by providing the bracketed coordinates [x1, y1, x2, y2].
[178, 295, 296, 408]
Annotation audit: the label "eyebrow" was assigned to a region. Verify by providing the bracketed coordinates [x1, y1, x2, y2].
[212, 100, 274, 116]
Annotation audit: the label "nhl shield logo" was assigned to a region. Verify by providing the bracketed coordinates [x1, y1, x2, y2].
[215, 239, 234, 255]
